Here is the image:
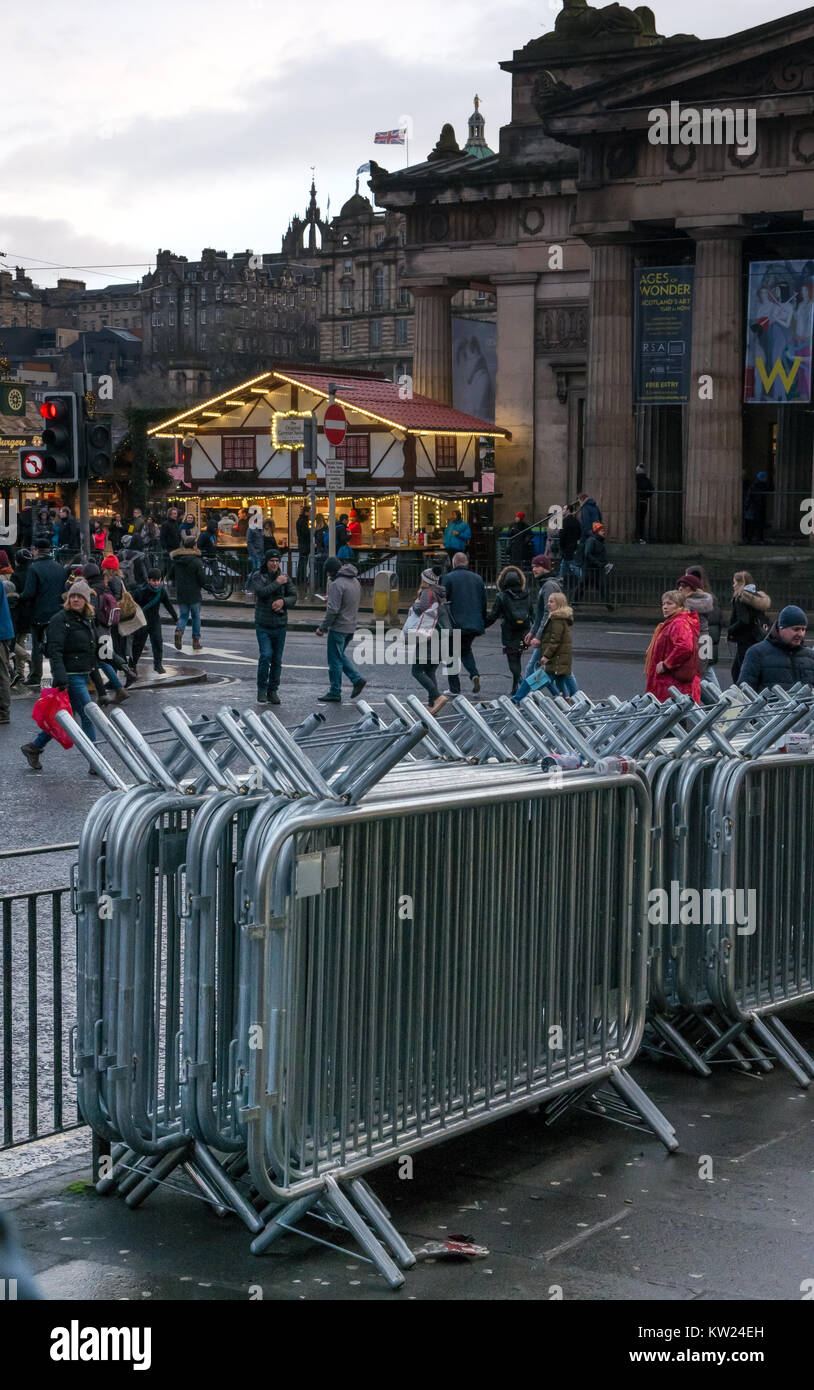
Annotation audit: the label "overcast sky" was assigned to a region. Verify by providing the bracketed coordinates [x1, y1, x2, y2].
[0, 0, 808, 289]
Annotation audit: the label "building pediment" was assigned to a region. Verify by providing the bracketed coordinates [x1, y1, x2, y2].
[539, 6, 814, 132]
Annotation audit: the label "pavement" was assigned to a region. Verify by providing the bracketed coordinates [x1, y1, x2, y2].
[4, 1003, 814, 1301]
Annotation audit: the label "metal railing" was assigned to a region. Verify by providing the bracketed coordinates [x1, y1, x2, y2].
[0, 844, 80, 1151]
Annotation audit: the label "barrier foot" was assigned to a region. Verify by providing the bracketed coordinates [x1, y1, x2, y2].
[322, 1176, 405, 1289]
[250, 1193, 319, 1254]
[698, 1014, 769, 1072]
[189, 1142, 265, 1234]
[182, 1158, 229, 1218]
[606, 1066, 679, 1152]
[95, 1146, 137, 1195]
[749, 1016, 811, 1089]
[115, 1153, 160, 1198]
[349, 1178, 417, 1269]
[648, 1016, 712, 1077]
[763, 1016, 814, 1079]
[125, 1145, 189, 1208]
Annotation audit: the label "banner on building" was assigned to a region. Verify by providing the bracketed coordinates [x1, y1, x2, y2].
[452, 317, 496, 422]
[744, 260, 814, 404]
[0, 382, 26, 416]
[633, 268, 694, 405]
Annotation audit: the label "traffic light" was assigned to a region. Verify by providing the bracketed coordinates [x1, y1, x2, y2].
[39, 392, 79, 481]
[84, 413, 113, 479]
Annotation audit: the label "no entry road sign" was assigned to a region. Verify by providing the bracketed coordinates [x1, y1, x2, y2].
[324, 402, 347, 447]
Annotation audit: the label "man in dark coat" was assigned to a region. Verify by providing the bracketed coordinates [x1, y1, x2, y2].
[247, 550, 296, 704]
[160, 507, 181, 555]
[296, 506, 311, 591]
[168, 538, 206, 651]
[577, 492, 602, 541]
[743, 472, 771, 544]
[738, 606, 814, 691]
[635, 466, 654, 544]
[442, 553, 486, 694]
[507, 512, 534, 569]
[20, 542, 67, 684]
[558, 503, 582, 587]
[55, 507, 81, 555]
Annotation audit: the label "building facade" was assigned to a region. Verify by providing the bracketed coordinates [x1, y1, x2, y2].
[373, 2, 814, 544]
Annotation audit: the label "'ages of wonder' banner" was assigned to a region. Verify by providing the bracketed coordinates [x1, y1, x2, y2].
[744, 260, 814, 404]
[633, 268, 694, 405]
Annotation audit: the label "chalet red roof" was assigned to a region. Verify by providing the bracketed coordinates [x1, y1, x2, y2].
[275, 370, 508, 436]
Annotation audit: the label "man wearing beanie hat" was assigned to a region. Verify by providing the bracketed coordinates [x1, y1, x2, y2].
[738, 604, 814, 692]
[524, 553, 564, 679]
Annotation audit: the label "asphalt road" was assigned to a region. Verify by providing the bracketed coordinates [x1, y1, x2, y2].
[0, 616, 711, 858]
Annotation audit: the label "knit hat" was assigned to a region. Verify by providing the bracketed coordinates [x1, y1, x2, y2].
[0, 549, 10, 571]
[68, 580, 93, 602]
[264, 548, 282, 561]
[531, 554, 552, 572]
[592, 522, 605, 535]
[101, 555, 119, 570]
[677, 573, 701, 591]
[778, 605, 807, 629]
[324, 557, 341, 579]
[82, 563, 101, 581]
[515, 511, 525, 520]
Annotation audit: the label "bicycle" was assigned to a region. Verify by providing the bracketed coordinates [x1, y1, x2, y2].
[200, 555, 235, 601]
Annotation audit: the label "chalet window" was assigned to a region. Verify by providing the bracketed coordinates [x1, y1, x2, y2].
[435, 435, 457, 470]
[222, 437, 255, 471]
[336, 434, 370, 472]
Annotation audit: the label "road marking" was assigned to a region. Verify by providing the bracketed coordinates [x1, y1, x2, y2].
[730, 1129, 796, 1163]
[537, 1206, 632, 1261]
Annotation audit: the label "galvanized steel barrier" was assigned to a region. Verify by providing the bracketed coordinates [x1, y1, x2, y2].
[59, 695, 677, 1287]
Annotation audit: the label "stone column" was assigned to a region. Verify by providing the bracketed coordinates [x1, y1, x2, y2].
[410, 283, 455, 403]
[583, 240, 636, 541]
[684, 232, 744, 544]
[493, 274, 538, 521]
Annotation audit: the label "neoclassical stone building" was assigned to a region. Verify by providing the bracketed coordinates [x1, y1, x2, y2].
[372, 1, 814, 543]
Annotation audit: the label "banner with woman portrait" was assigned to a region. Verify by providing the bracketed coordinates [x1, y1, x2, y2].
[744, 260, 814, 403]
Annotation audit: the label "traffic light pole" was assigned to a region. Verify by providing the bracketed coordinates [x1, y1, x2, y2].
[327, 383, 336, 560]
[74, 373, 91, 560]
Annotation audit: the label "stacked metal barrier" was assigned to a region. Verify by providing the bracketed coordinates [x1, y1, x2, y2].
[61, 697, 675, 1288]
[60, 680, 814, 1286]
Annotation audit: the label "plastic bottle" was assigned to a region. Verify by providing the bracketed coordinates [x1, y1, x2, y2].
[540, 754, 581, 772]
[594, 756, 639, 775]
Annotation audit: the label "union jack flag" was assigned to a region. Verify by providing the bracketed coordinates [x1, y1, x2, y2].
[374, 129, 405, 145]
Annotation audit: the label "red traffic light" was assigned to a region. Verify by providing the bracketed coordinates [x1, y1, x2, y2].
[40, 401, 58, 419]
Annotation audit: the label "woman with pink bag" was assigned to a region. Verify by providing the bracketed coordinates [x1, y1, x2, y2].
[20, 581, 102, 774]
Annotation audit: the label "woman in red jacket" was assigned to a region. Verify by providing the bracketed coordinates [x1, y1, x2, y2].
[645, 590, 701, 703]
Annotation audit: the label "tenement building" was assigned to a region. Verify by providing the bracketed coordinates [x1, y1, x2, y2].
[372, 1, 814, 542]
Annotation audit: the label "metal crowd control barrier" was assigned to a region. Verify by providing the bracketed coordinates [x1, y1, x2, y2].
[62, 696, 678, 1288]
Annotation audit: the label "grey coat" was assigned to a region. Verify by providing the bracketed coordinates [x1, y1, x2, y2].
[323, 564, 361, 633]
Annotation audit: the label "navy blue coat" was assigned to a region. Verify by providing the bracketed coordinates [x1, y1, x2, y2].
[579, 498, 602, 540]
[738, 627, 814, 692]
[20, 555, 67, 625]
[442, 568, 487, 634]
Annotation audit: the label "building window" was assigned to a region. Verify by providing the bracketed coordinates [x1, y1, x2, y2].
[370, 319, 382, 349]
[215, 284, 222, 300]
[398, 287, 410, 306]
[343, 258, 352, 273]
[341, 324, 351, 350]
[153, 292, 161, 306]
[200, 334, 206, 349]
[182, 310, 189, 325]
[373, 267, 384, 308]
[151, 312, 159, 326]
[200, 309, 206, 324]
[336, 434, 370, 472]
[183, 288, 190, 303]
[216, 307, 223, 322]
[396, 317, 408, 345]
[169, 311, 176, 326]
[374, 232, 384, 248]
[200, 288, 206, 303]
[341, 286, 351, 309]
[223, 437, 256, 472]
[435, 435, 458, 470]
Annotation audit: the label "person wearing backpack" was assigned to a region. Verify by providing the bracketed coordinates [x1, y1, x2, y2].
[728, 570, 771, 681]
[485, 565, 532, 695]
[116, 535, 149, 589]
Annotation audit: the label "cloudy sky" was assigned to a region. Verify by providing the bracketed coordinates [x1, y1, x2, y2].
[0, 0, 806, 289]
